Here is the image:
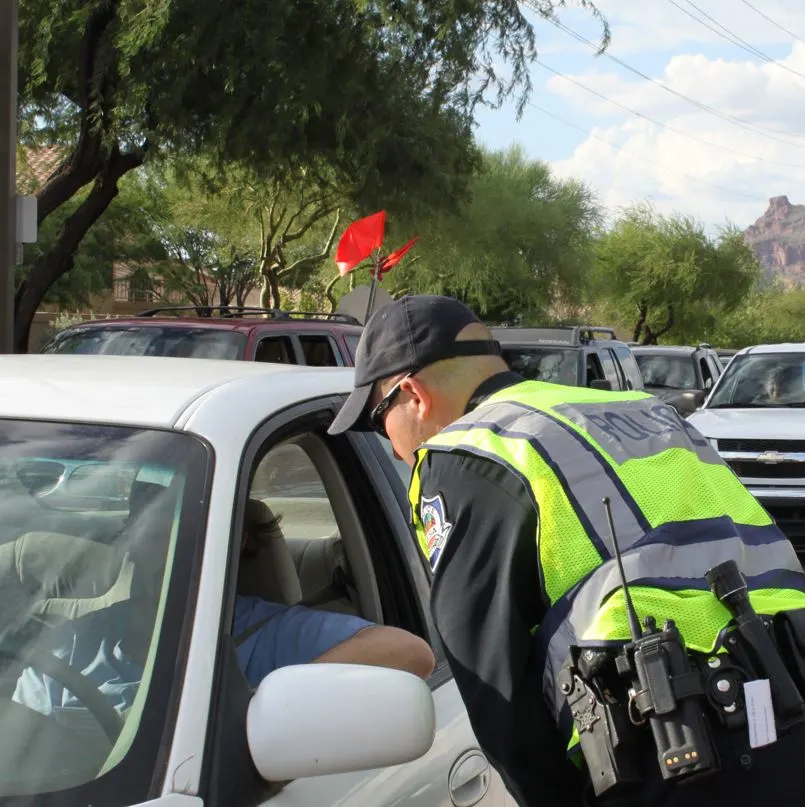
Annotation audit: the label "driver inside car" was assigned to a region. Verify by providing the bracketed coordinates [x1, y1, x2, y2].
[13, 504, 435, 717]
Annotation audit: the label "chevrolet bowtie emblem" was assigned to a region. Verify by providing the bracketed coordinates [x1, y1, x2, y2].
[756, 451, 787, 464]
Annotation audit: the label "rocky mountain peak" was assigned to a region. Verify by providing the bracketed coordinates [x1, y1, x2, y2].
[744, 196, 805, 287]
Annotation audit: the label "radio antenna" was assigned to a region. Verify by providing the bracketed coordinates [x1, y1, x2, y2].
[602, 497, 643, 642]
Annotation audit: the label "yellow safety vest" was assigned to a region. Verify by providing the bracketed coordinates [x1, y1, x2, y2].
[408, 380, 805, 747]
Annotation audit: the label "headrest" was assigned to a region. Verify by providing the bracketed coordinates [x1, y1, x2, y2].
[128, 480, 170, 523]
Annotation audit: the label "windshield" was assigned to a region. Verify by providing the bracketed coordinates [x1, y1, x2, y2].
[0, 420, 208, 804]
[634, 354, 697, 390]
[707, 353, 805, 408]
[42, 326, 245, 360]
[501, 347, 579, 386]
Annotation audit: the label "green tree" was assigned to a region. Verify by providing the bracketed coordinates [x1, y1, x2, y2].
[150, 162, 348, 309]
[592, 205, 760, 345]
[18, 172, 167, 310]
[15, 0, 608, 351]
[372, 145, 601, 323]
[711, 289, 805, 348]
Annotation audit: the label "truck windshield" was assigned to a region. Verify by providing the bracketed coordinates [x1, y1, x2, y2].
[634, 354, 697, 390]
[501, 347, 578, 386]
[43, 325, 245, 360]
[707, 353, 805, 408]
[0, 420, 208, 806]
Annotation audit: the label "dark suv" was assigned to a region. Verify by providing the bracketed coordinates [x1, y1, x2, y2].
[40, 306, 364, 366]
[631, 344, 723, 417]
[490, 325, 645, 391]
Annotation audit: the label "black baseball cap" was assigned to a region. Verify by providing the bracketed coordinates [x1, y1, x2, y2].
[328, 294, 501, 435]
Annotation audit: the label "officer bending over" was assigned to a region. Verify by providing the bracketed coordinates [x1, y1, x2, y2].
[329, 294, 805, 807]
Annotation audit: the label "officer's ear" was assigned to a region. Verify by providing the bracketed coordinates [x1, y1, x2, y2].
[400, 375, 432, 421]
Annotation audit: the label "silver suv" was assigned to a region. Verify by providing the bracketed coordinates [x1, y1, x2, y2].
[687, 343, 805, 561]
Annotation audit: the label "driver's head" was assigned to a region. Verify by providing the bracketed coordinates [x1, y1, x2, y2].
[328, 295, 508, 465]
[767, 365, 800, 401]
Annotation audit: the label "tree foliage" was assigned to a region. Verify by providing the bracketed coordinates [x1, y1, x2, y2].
[15, 0, 607, 351]
[381, 146, 601, 323]
[18, 173, 166, 310]
[708, 289, 805, 348]
[592, 204, 761, 345]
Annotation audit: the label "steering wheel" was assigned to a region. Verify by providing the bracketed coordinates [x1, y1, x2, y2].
[0, 643, 124, 743]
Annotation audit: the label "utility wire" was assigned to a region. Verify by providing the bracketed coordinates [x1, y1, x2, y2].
[521, 3, 805, 144]
[737, 0, 805, 47]
[667, 0, 805, 81]
[526, 100, 768, 203]
[536, 59, 805, 169]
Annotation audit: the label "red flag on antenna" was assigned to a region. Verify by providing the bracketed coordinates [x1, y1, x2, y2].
[378, 236, 419, 279]
[335, 211, 386, 276]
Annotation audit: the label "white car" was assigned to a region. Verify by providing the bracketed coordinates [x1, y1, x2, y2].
[0, 355, 516, 807]
[687, 342, 805, 561]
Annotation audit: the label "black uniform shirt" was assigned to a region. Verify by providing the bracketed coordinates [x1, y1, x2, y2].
[418, 371, 584, 807]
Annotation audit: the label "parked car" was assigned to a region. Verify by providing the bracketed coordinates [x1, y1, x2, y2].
[687, 342, 805, 563]
[631, 343, 724, 417]
[0, 354, 517, 807]
[491, 325, 644, 391]
[40, 306, 363, 367]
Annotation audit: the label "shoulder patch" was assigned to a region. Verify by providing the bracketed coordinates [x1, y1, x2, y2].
[421, 493, 453, 569]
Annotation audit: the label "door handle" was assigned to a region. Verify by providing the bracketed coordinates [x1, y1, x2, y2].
[448, 749, 492, 807]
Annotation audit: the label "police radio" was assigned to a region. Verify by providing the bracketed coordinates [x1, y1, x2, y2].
[602, 497, 718, 785]
[560, 499, 719, 798]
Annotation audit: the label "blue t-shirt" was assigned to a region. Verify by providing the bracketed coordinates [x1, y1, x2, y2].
[14, 596, 373, 715]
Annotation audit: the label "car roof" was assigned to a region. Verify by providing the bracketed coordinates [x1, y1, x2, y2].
[60, 316, 364, 335]
[491, 327, 628, 349]
[631, 345, 700, 355]
[738, 343, 805, 355]
[0, 355, 355, 429]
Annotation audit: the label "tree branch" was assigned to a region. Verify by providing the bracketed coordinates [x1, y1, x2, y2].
[36, 0, 120, 224]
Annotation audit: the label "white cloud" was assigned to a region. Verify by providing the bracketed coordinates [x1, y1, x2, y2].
[541, 38, 805, 228]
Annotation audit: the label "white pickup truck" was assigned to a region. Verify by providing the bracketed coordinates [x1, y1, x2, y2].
[687, 343, 805, 563]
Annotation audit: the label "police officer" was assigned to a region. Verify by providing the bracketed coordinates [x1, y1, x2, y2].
[328, 294, 805, 807]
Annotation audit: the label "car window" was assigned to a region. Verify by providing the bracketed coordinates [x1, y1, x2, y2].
[43, 326, 245, 359]
[500, 347, 578, 385]
[254, 336, 296, 364]
[612, 345, 644, 390]
[585, 352, 606, 385]
[345, 334, 361, 363]
[299, 335, 339, 367]
[599, 349, 623, 389]
[634, 354, 698, 390]
[0, 420, 207, 796]
[705, 353, 722, 381]
[699, 356, 714, 389]
[707, 353, 805, 408]
[249, 442, 336, 540]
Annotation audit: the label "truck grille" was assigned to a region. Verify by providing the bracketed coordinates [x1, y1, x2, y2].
[763, 501, 805, 564]
[718, 439, 805, 453]
[726, 459, 805, 479]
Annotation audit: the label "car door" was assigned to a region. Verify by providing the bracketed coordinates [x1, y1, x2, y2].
[205, 400, 515, 807]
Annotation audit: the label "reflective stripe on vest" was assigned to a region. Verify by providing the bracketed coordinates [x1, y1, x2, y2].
[408, 380, 805, 731]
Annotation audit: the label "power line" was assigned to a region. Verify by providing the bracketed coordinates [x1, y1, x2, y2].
[536, 59, 805, 169]
[738, 0, 805, 47]
[527, 100, 768, 204]
[667, 0, 805, 81]
[523, 4, 805, 144]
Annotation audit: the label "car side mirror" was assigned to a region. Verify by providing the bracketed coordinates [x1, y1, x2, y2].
[681, 390, 706, 408]
[247, 663, 436, 781]
[589, 379, 612, 391]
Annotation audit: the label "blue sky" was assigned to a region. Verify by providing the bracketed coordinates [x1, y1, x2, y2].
[471, 0, 805, 231]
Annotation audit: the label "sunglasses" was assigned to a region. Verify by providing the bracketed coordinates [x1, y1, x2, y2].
[368, 372, 414, 438]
